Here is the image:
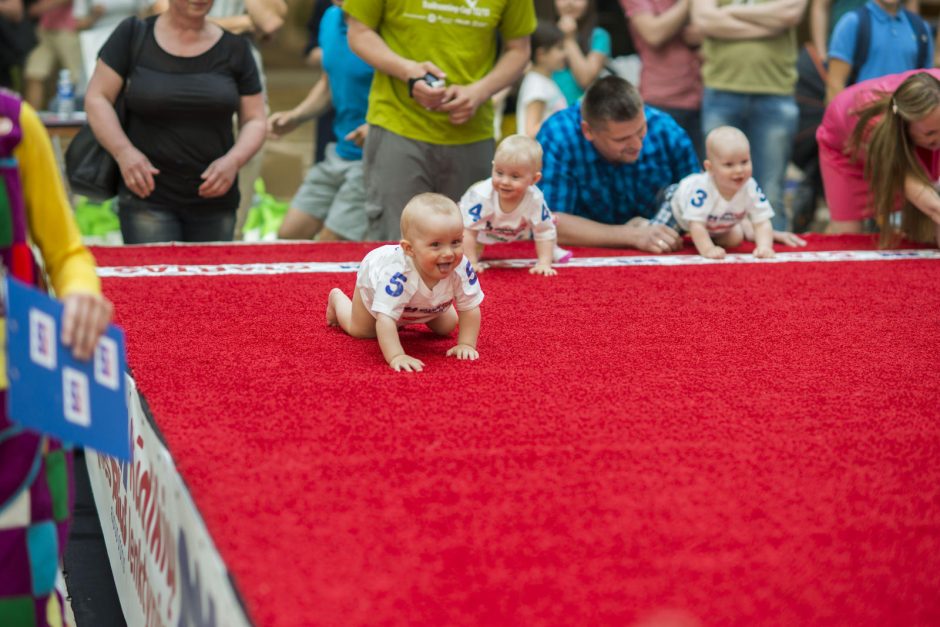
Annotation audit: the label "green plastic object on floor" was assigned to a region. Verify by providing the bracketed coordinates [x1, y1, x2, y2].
[73, 196, 121, 244]
[243, 178, 288, 242]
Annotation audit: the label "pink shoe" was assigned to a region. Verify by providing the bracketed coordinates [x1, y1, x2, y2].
[553, 246, 573, 263]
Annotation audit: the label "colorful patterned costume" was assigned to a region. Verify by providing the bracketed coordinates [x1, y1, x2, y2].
[0, 89, 101, 627]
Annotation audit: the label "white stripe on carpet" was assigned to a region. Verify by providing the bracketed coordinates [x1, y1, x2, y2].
[95, 249, 940, 278]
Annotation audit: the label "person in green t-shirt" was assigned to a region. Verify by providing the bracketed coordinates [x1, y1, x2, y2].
[691, 0, 808, 232]
[345, 0, 536, 241]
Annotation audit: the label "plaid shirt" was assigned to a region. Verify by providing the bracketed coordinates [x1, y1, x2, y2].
[536, 104, 700, 224]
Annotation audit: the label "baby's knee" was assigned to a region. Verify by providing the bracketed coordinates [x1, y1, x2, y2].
[718, 225, 744, 247]
[347, 327, 377, 339]
[428, 310, 458, 335]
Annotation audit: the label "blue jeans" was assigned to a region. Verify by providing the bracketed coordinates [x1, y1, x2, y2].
[701, 89, 799, 231]
[118, 195, 236, 244]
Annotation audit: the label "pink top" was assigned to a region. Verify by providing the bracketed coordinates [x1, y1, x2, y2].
[620, 0, 702, 110]
[40, 3, 76, 30]
[818, 69, 940, 178]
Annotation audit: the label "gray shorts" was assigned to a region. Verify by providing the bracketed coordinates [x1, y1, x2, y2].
[291, 143, 367, 241]
[362, 125, 494, 241]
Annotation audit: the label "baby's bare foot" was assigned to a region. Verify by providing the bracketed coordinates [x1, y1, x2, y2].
[326, 288, 340, 326]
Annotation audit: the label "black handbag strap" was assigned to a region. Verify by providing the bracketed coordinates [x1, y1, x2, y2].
[127, 17, 147, 83]
[115, 18, 147, 119]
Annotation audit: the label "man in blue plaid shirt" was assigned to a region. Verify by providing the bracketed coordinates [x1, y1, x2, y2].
[536, 76, 701, 252]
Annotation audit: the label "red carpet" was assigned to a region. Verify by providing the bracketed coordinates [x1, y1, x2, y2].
[94, 237, 940, 627]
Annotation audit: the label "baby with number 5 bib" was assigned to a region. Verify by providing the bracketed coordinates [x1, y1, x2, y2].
[326, 193, 483, 372]
[652, 126, 776, 260]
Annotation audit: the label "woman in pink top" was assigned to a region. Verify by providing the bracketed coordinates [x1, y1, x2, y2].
[621, 0, 704, 160]
[818, 69, 940, 246]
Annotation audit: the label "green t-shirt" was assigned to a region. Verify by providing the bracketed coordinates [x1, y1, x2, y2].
[343, 0, 536, 145]
[701, 0, 798, 96]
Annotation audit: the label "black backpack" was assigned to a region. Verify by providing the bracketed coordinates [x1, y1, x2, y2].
[847, 6, 931, 86]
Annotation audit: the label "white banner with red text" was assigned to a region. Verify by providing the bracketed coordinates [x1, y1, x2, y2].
[86, 376, 253, 627]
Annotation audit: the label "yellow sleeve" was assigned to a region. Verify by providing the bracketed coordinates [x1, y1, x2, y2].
[15, 103, 101, 297]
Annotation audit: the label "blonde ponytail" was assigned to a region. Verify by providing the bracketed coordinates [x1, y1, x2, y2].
[847, 72, 940, 246]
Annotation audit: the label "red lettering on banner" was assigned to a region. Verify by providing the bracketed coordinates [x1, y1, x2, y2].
[128, 430, 179, 610]
[129, 525, 168, 627]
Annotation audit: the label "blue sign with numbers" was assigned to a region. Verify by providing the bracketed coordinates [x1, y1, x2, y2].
[5, 277, 130, 460]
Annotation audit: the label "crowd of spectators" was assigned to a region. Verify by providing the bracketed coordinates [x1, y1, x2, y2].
[1, 0, 938, 247]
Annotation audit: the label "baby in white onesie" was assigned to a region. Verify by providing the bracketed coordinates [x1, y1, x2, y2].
[327, 193, 483, 372]
[653, 126, 776, 260]
[459, 134, 567, 276]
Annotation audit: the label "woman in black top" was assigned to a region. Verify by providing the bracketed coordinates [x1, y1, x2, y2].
[84, 0, 266, 243]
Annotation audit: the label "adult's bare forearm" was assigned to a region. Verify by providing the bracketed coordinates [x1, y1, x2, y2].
[561, 37, 604, 89]
[726, 0, 806, 28]
[693, 12, 777, 38]
[229, 118, 266, 169]
[292, 76, 332, 122]
[725, 8, 796, 29]
[809, 0, 829, 54]
[210, 14, 253, 34]
[347, 18, 412, 81]
[85, 96, 135, 159]
[691, 0, 779, 39]
[245, 0, 285, 37]
[825, 58, 850, 103]
[555, 212, 638, 248]
[472, 38, 530, 99]
[631, 0, 690, 48]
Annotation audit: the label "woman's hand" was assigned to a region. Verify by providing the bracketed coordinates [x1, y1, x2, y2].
[199, 154, 239, 198]
[558, 14, 578, 37]
[61, 292, 113, 361]
[116, 146, 159, 198]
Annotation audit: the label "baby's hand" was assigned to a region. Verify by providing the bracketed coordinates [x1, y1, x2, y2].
[389, 354, 424, 373]
[529, 262, 557, 276]
[753, 246, 775, 259]
[471, 261, 488, 274]
[446, 344, 479, 361]
[703, 246, 726, 260]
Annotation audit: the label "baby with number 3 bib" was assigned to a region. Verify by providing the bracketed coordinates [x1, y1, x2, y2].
[326, 193, 483, 373]
[652, 126, 776, 260]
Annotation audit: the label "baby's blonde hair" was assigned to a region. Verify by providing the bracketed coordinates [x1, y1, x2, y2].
[494, 134, 543, 170]
[705, 126, 750, 161]
[400, 193, 461, 239]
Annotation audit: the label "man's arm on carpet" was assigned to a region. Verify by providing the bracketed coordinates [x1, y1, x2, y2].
[555, 212, 681, 253]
